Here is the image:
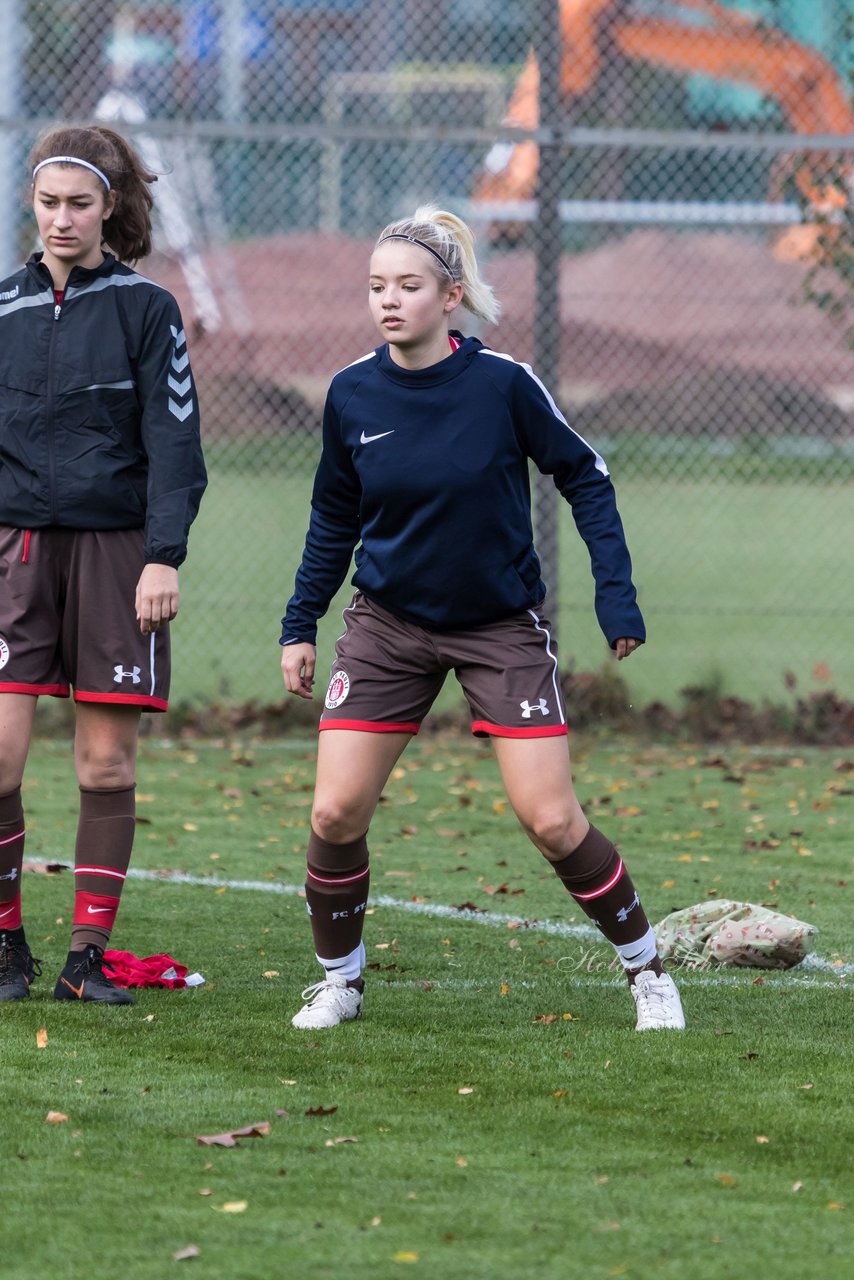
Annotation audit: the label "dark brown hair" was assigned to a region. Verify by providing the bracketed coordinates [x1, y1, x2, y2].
[29, 125, 157, 263]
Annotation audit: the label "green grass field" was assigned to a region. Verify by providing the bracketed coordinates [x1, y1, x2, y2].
[2, 734, 852, 1279]
[174, 456, 854, 713]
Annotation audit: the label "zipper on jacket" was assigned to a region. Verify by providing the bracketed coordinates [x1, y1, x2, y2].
[21, 531, 31, 564]
[45, 290, 63, 523]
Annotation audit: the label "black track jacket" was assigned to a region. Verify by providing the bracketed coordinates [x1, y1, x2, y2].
[0, 253, 206, 567]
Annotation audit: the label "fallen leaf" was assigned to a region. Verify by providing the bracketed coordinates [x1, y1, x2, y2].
[198, 1188, 212, 1197]
[532, 1014, 558, 1024]
[718, 1174, 737, 1187]
[792, 1181, 803, 1193]
[305, 1105, 338, 1117]
[196, 1122, 270, 1147]
[457, 1086, 474, 1095]
[172, 1245, 201, 1261]
[262, 971, 280, 979]
[553, 1090, 568, 1098]
[36, 1028, 48, 1050]
[215, 1201, 248, 1214]
[500, 982, 510, 996]
[826, 1202, 845, 1211]
[45, 1111, 68, 1124]
[325, 1135, 358, 1146]
[455, 1157, 468, 1167]
[755, 1135, 770, 1144]
[393, 1253, 418, 1264]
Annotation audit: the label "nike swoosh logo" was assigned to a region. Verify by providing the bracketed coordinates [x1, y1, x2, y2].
[359, 430, 394, 444]
[60, 977, 85, 999]
[0, 905, 16, 918]
[87, 905, 112, 915]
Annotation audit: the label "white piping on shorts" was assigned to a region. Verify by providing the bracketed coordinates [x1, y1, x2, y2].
[526, 606, 566, 725]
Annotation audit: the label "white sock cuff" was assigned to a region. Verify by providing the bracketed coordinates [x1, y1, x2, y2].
[316, 941, 365, 982]
[614, 926, 657, 971]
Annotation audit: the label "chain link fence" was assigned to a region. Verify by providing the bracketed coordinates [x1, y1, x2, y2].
[3, 0, 853, 716]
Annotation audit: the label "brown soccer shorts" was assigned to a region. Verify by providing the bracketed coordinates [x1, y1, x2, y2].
[319, 592, 567, 738]
[0, 526, 170, 711]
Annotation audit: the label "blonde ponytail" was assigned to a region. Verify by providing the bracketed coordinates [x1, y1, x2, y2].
[376, 204, 501, 325]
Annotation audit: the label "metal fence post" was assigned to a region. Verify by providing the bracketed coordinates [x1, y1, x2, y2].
[533, 0, 563, 643]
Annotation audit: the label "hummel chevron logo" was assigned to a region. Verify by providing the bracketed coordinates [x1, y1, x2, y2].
[360, 430, 395, 444]
[168, 398, 194, 422]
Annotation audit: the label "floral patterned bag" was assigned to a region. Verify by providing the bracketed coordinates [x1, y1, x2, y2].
[655, 899, 816, 969]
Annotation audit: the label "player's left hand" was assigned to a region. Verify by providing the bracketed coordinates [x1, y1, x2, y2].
[614, 637, 643, 661]
[135, 563, 180, 635]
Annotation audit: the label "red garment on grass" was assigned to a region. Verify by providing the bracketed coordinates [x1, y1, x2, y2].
[102, 950, 189, 989]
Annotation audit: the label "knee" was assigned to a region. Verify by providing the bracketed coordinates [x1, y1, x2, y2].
[524, 807, 586, 859]
[311, 796, 369, 845]
[76, 748, 136, 791]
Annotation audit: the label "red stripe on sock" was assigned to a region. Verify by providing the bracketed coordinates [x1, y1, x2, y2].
[307, 866, 370, 887]
[571, 858, 625, 901]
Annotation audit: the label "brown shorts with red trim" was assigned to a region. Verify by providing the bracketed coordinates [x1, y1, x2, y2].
[320, 593, 567, 738]
[0, 526, 170, 711]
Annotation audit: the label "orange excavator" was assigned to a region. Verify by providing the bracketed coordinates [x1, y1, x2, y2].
[473, 0, 854, 257]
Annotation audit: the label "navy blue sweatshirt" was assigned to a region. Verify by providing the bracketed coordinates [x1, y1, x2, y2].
[281, 334, 644, 647]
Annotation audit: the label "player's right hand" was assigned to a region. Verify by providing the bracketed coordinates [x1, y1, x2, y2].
[281, 642, 316, 699]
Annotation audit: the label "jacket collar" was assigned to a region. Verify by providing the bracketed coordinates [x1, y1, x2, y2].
[26, 251, 118, 290]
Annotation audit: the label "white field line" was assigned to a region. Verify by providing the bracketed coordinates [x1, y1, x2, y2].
[25, 859, 852, 982]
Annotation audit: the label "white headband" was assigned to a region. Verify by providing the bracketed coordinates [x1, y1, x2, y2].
[32, 156, 111, 191]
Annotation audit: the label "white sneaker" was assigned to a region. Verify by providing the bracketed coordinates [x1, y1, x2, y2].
[630, 969, 685, 1031]
[291, 972, 363, 1029]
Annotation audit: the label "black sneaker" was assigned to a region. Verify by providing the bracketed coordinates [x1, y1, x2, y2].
[0, 931, 41, 1001]
[53, 945, 135, 1005]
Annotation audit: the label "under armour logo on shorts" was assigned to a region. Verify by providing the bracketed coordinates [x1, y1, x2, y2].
[520, 697, 549, 718]
[114, 665, 141, 684]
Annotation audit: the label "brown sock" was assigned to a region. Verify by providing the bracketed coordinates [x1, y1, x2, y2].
[303, 828, 369, 960]
[549, 824, 658, 971]
[71, 785, 136, 951]
[0, 787, 25, 932]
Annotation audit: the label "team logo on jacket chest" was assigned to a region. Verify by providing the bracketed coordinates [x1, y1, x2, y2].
[325, 670, 350, 709]
[0, 637, 9, 670]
